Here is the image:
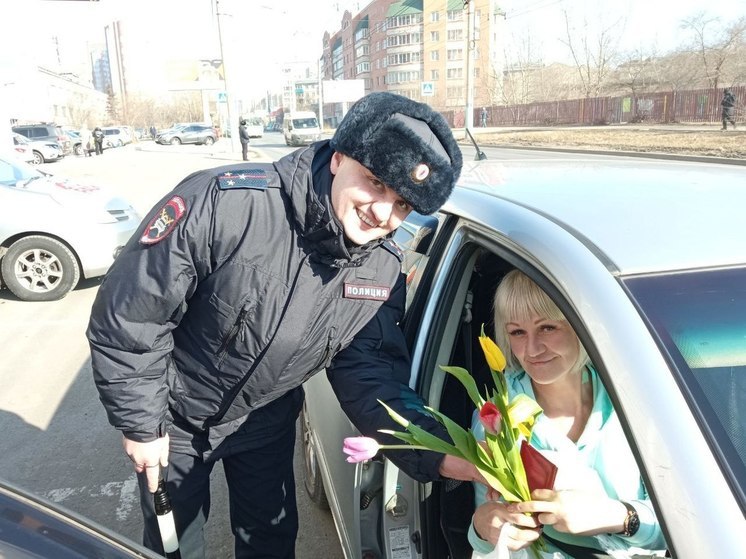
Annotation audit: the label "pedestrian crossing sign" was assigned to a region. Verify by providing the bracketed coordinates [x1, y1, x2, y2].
[421, 82, 434, 97]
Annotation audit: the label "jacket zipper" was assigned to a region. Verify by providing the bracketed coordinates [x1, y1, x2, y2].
[206, 253, 310, 428]
[216, 306, 250, 366]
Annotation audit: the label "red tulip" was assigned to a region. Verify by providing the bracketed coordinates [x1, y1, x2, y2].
[479, 402, 502, 435]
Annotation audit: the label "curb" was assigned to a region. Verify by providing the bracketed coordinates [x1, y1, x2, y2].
[456, 140, 746, 166]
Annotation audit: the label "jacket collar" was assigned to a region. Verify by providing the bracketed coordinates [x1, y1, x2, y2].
[274, 141, 385, 268]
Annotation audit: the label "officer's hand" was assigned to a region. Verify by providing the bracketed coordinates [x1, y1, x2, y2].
[123, 434, 170, 493]
[439, 455, 490, 486]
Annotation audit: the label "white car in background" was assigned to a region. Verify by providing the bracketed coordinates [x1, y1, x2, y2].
[12, 133, 63, 165]
[11, 133, 35, 163]
[0, 153, 141, 301]
[245, 117, 264, 138]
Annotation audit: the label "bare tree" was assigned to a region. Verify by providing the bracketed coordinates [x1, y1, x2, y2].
[561, 8, 623, 98]
[680, 13, 746, 90]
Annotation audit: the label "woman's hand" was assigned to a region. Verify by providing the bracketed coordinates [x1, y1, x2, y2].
[473, 500, 542, 551]
[508, 489, 627, 536]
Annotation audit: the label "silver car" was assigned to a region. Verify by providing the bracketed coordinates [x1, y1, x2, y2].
[0, 153, 141, 301]
[302, 158, 746, 558]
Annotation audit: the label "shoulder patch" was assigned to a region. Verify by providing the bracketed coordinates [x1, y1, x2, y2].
[217, 169, 271, 190]
[140, 195, 187, 245]
[382, 239, 404, 262]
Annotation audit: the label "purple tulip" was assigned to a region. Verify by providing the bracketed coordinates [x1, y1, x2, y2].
[343, 436, 381, 463]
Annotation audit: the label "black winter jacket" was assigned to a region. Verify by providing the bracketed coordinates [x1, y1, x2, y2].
[87, 142, 445, 481]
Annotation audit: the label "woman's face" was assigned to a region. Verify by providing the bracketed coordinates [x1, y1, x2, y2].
[505, 313, 581, 385]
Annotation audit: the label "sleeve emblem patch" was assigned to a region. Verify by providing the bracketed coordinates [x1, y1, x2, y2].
[139, 195, 187, 245]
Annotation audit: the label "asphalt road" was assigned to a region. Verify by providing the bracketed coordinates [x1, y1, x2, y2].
[0, 134, 342, 559]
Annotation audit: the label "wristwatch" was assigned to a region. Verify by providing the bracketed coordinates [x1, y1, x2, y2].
[619, 501, 640, 537]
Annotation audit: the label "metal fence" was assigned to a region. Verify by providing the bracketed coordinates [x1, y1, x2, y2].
[441, 85, 744, 127]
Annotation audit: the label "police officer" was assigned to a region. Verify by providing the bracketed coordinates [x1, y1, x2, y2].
[87, 92, 473, 558]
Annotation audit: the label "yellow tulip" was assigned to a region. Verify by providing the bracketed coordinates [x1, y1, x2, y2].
[479, 333, 506, 372]
[508, 394, 543, 438]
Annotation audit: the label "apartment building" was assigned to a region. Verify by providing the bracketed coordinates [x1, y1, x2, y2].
[320, 0, 503, 124]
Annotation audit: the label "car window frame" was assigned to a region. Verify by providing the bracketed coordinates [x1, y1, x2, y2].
[401, 217, 676, 557]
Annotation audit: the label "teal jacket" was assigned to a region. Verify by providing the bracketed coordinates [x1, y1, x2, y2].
[468, 366, 667, 557]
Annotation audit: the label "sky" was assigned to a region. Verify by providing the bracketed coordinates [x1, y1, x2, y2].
[2, 0, 743, 99]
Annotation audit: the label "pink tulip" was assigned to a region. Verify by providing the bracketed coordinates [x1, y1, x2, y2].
[479, 402, 502, 435]
[343, 437, 381, 463]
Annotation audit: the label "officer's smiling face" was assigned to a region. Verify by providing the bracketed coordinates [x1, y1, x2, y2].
[330, 152, 412, 246]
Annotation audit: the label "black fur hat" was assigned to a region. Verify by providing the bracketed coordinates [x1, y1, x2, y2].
[330, 92, 462, 215]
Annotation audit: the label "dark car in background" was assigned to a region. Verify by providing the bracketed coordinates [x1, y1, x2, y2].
[12, 123, 73, 156]
[0, 478, 160, 558]
[155, 124, 218, 146]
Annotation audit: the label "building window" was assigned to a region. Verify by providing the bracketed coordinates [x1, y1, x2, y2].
[430, 31, 439, 41]
[430, 50, 439, 61]
[356, 44, 369, 57]
[447, 86, 464, 97]
[446, 68, 463, 79]
[447, 48, 463, 60]
[431, 69, 439, 80]
[388, 52, 421, 65]
[447, 29, 463, 41]
[356, 62, 370, 74]
[431, 11, 439, 22]
[386, 33, 422, 47]
[447, 10, 463, 21]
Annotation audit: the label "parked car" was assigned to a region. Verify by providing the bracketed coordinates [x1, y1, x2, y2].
[0, 477, 161, 558]
[244, 117, 264, 138]
[102, 126, 133, 148]
[301, 158, 746, 559]
[0, 153, 141, 301]
[12, 123, 73, 156]
[12, 132, 63, 165]
[64, 129, 86, 156]
[155, 124, 218, 146]
[11, 133, 35, 163]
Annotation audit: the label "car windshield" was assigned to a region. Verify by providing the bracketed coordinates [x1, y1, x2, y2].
[0, 157, 43, 185]
[624, 268, 746, 507]
[292, 118, 318, 129]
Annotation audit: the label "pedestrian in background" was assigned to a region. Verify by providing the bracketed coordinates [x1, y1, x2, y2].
[150, 125, 157, 140]
[239, 119, 250, 161]
[481, 106, 488, 127]
[87, 92, 479, 559]
[92, 126, 105, 155]
[79, 124, 92, 157]
[721, 88, 737, 130]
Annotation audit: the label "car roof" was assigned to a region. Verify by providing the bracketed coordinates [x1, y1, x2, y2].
[449, 159, 746, 276]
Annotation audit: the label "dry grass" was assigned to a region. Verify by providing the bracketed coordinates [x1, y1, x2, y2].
[474, 128, 746, 159]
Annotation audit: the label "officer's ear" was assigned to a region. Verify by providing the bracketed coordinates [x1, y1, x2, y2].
[330, 151, 345, 175]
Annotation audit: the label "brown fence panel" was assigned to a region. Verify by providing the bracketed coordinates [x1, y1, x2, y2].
[468, 85, 744, 127]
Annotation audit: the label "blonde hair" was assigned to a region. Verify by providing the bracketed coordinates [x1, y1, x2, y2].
[493, 270, 589, 372]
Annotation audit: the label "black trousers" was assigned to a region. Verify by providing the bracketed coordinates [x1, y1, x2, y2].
[722, 109, 736, 129]
[137, 388, 303, 559]
[241, 141, 250, 161]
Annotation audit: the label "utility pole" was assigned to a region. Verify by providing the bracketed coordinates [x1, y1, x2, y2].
[318, 56, 324, 133]
[463, 0, 475, 131]
[215, 0, 235, 152]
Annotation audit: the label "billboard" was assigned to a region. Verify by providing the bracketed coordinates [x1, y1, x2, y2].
[322, 79, 365, 103]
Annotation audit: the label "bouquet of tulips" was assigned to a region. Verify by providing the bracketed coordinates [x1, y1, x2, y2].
[343, 326, 555, 557]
